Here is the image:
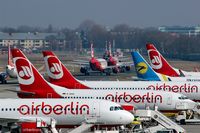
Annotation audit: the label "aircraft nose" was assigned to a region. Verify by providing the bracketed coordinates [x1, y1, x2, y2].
[120, 111, 134, 124]
[185, 100, 196, 110]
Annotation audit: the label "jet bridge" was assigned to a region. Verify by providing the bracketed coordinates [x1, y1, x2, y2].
[135, 110, 185, 133]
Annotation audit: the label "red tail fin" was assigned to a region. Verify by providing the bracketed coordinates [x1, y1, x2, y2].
[8, 44, 14, 67]
[11, 49, 61, 98]
[146, 43, 179, 77]
[42, 51, 90, 89]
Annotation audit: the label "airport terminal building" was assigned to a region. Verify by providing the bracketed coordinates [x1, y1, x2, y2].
[0, 32, 66, 51]
[158, 26, 200, 36]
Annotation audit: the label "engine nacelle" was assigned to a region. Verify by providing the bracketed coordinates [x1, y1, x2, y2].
[80, 67, 86, 73]
[112, 68, 119, 73]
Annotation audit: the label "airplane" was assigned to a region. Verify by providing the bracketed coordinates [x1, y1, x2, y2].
[0, 44, 17, 84]
[146, 43, 200, 77]
[40, 50, 196, 112]
[41, 50, 200, 103]
[6, 44, 17, 78]
[0, 99, 134, 132]
[103, 42, 131, 73]
[131, 51, 200, 82]
[77, 43, 112, 75]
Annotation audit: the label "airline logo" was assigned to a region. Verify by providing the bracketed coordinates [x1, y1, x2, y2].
[148, 50, 162, 69]
[18, 102, 89, 115]
[147, 83, 198, 93]
[44, 56, 63, 79]
[136, 62, 148, 74]
[13, 57, 34, 85]
[106, 92, 162, 103]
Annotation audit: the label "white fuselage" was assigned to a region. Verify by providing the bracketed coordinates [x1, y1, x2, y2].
[6, 65, 17, 78]
[47, 83, 195, 111]
[176, 69, 200, 77]
[75, 80, 200, 102]
[0, 99, 134, 126]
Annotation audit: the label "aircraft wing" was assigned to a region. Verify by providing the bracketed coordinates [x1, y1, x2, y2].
[73, 59, 89, 63]
[69, 60, 90, 67]
[118, 57, 130, 61]
[0, 118, 19, 124]
[117, 62, 134, 67]
[6, 88, 36, 96]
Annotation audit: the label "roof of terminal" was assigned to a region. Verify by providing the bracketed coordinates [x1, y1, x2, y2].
[0, 32, 58, 40]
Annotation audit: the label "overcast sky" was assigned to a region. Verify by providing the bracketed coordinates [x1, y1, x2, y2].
[0, 0, 200, 29]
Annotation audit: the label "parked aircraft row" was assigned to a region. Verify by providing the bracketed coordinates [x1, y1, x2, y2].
[9, 49, 194, 111]
[1, 43, 200, 132]
[0, 49, 134, 132]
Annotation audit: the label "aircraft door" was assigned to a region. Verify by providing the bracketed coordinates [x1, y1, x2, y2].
[91, 102, 100, 117]
[87, 102, 100, 123]
[167, 95, 172, 105]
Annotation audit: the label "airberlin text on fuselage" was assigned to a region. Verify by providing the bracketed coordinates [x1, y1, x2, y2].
[147, 83, 198, 93]
[18, 102, 89, 115]
[105, 92, 162, 103]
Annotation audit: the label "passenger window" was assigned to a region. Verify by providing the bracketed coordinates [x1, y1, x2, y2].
[110, 106, 114, 111]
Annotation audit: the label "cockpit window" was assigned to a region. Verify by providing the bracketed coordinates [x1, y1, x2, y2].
[110, 106, 123, 111]
[178, 96, 188, 100]
[110, 106, 114, 111]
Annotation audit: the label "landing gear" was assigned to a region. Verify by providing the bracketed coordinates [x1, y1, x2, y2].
[80, 67, 90, 76]
[85, 71, 90, 76]
[105, 68, 111, 76]
[125, 66, 131, 71]
[120, 67, 126, 73]
[0, 73, 7, 84]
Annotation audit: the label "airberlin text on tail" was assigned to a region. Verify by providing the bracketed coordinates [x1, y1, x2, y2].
[11, 49, 61, 98]
[146, 43, 179, 77]
[42, 51, 90, 89]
